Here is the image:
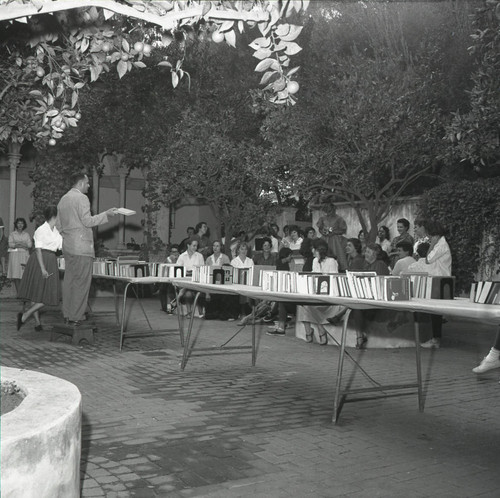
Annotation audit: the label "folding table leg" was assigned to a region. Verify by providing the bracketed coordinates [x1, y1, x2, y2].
[413, 313, 424, 412]
[119, 282, 132, 351]
[251, 300, 256, 366]
[130, 284, 153, 331]
[174, 286, 185, 347]
[180, 291, 201, 371]
[113, 281, 120, 325]
[333, 308, 352, 423]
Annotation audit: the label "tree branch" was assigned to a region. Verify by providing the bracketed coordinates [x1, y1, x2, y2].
[0, 81, 14, 101]
[0, 0, 268, 28]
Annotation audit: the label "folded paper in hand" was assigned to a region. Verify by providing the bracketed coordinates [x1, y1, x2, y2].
[116, 208, 136, 216]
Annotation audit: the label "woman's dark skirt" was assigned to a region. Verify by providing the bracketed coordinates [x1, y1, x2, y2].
[18, 249, 61, 306]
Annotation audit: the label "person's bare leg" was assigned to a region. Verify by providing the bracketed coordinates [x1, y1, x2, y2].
[21, 302, 44, 324]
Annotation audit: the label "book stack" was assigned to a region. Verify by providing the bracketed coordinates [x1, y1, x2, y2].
[259, 270, 416, 301]
[191, 265, 234, 285]
[233, 267, 254, 285]
[402, 274, 455, 299]
[90, 259, 185, 278]
[191, 266, 214, 284]
[147, 263, 183, 278]
[346, 272, 411, 301]
[470, 281, 500, 305]
[93, 258, 119, 276]
[261, 270, 298, 293]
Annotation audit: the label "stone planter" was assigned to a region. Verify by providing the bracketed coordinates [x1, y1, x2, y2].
[1, 367, 81, 498]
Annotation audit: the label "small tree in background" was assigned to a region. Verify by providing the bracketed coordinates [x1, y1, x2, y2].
[146, 107, 274, 254]
[260, 1, 473, 241]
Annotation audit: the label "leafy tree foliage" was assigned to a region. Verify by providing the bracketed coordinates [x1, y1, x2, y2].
[0, 0, 308, 149]
[259, 1, 475, 241]
[145, 107, 273, 253]
[444, 0, 500, 177]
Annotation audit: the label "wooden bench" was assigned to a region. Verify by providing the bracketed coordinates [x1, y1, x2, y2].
[50, 322, 97, 346]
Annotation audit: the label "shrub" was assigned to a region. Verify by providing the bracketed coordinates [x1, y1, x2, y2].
[418, 179, 500, 293]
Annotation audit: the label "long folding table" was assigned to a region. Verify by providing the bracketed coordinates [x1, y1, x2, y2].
[90, 274, 183, 350]
[172, 279, 500, 422]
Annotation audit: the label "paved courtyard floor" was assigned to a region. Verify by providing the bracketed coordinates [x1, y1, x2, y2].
[1, 292, 500, 497]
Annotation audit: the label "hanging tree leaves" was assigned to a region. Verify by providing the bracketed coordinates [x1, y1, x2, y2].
[0, 0, 308, 148]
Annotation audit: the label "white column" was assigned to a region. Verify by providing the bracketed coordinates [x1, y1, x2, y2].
[8, 142, 22, 231]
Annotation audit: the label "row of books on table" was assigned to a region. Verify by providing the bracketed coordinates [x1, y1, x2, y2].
[470, 281, 500, 305]
[60, 258, 495, 304]
[57, 258, 186, 278]
[191, 266, 456, 302]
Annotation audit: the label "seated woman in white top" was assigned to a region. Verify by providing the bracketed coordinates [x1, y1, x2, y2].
[206, 240, 231, 267]
[231, 242, 254, 318]
[297, 239, 340, 346]
[176, 238, 205, 317]
[204, 240, 236, 320]
[231, 242, 254, 268]
[391, 241, 416, 276]
[17, 205, 62, 331]
[177, 238, 205, 274]
[312, 238, 339, 273]
[281, 225, 304, 251]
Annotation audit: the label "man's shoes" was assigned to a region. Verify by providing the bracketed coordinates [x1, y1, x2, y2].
[472, 355, 500, 374]
[68, 320, 82, 327]
[34, 325, 43, 332]
[421, 338, 440, 349]
[266, 326, 285, 336]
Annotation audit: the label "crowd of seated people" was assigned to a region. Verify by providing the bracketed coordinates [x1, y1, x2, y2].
[158, 215, 458, 350]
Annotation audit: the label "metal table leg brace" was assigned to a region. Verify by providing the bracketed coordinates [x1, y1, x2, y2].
[119, 282, 182, 350]
[333, 309, 423, 423]
[178, 290, 257, 371]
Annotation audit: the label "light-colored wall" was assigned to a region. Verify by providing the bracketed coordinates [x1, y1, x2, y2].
[279, 198, 421, 241]
[169, 203, 219, 246]
[2, 165, 421, 250]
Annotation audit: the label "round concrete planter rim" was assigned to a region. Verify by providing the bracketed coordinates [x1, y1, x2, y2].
[1, 366, 81, 444]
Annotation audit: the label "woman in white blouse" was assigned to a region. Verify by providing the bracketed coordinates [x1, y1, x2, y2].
[17, 206, 62, 331]
[418, 219, 452, 349]
[297, 239, 340, 345]
[231, 242, 254, 318]
[205, 240, 235, 320]
[177, 238, 205, 274]
[312, 239, 339, 273]
[206, 240, 231, 267]
[176, 238, 205, 317]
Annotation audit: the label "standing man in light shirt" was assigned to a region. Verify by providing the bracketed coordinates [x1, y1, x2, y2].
[57, 172, 117, 325]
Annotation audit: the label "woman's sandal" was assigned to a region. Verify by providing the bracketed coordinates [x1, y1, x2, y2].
[356, 335, 368, 350]
[305, 328, 314, 343]
[319, 331, 328, 346]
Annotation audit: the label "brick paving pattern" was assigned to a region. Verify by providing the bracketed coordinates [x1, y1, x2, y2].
[1, 294, 500, 497]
